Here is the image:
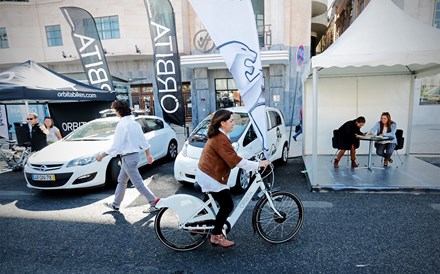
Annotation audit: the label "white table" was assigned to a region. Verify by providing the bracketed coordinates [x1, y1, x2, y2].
[357, 135, 393, 171]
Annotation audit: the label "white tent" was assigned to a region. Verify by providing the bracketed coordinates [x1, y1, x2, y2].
[305, 0, 440, 183]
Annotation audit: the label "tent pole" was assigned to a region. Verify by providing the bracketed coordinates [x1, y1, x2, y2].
[406, 75, 416, 155]
[25, 100, 29, 115]
[312, 68, 318, 186]
[288, 68, 300, 154]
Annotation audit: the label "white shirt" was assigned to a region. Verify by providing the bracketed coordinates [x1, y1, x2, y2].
[105, 116, 150, 157]
[46, 126, 60, 144]
[195, 130, 259, 193]
[378, 126, 392, 144]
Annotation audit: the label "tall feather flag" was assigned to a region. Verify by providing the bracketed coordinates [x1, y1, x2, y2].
[144, 0, 185, 126]
[189, 0, 269, 157]
[60, 7, 114, 91]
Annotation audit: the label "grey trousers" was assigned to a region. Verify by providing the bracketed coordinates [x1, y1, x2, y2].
[113, 153, 156, 208]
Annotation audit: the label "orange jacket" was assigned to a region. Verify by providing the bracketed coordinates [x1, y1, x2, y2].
[198, 133, 242, 185]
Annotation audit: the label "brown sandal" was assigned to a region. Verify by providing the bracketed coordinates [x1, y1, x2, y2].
[351, 159, 359, 168]
[334, 159, 339, 168]
[210, 234, 235, 248]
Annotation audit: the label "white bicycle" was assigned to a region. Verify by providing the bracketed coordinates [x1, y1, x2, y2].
[154, 164, 304, 251]
[0, 139, 31, 171]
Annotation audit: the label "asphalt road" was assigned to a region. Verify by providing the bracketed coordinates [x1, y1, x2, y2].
[0, 157, 439, 273]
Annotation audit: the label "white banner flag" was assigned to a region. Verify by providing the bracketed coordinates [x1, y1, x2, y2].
[0, 105, 8, 139]
[189, 0, 269, 157]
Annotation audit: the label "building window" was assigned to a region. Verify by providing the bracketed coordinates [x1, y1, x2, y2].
[434, 0, 440, 29]
[419, 73, 440, 105]
[95, 16, 120, 40]
[252, 0, 265, 47]
[45, 25, 63, 47]
[0, 27, 9, 48]
[215, 79, 243, 109]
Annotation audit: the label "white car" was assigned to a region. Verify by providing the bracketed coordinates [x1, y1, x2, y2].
[174, 107, 289, 192]
[25, 115, 178, 190]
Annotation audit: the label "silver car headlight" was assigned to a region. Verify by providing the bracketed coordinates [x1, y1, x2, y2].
[67, 154, 98, 167]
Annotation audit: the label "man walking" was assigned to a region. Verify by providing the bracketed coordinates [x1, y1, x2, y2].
[96, 100, 159, 213]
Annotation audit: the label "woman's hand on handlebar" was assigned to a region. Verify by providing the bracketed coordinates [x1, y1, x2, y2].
[259, 160, 270, 170]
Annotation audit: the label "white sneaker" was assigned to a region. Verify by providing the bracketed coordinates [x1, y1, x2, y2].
[103, 202, 119, 211]
[142, 198, 160, 213]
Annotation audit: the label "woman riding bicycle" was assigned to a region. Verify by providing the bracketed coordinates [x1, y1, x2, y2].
[195, 109, 269, 248]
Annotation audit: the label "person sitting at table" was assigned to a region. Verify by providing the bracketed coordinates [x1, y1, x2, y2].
[369, 112, 397, 166]
[334, 116, 366, 168]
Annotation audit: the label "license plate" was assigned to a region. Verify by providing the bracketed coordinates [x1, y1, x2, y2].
[32, 174, 55, 181]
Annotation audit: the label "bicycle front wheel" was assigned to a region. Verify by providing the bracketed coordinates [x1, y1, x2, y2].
[155, 207, 210, 252]
[253, 191, 304, 244]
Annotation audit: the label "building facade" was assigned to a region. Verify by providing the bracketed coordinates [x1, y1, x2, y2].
[0, 0, 328, 126]
[319, 0, 440, 52]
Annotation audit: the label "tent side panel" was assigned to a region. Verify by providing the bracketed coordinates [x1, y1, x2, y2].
[304, 75, 412, 155]
[357, 75, 411, 155]
[304, 77, 358, 155]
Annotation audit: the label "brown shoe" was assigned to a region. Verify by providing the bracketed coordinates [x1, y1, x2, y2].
[334, 159, 339, 168]
[384, 159, 389, 166]
[351, 159, 359, 168]
[210, 234, 235, 248]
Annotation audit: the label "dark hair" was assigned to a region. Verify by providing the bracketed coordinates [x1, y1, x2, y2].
[380, 112, 393, 133]
[207, 109, 233, 138]
[44, 117, 54, 128]
[355, 116, 366, 123]
[111, 100, 131, 117]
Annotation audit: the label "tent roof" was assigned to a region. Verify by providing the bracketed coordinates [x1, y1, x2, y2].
[311, 0, 440, 76]
[0, 60, 117, 103]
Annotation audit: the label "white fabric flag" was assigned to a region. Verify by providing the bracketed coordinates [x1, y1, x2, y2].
[189, 0, 269, 158]
[0, 105, 8, 139]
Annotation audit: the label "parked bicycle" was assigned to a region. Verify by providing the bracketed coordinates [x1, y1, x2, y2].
[154, 163, 304, 251]
[0, 139, 31, 172]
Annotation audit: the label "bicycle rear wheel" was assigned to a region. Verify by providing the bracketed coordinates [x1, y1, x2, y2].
[155, 207, 211, 251]
[253, 191, 303, 244]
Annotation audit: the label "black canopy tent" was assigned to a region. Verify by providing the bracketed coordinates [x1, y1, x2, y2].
[0, 60, 116, 103]
[0, 60, 117, 137]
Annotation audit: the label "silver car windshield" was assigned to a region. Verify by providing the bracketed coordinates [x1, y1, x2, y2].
[190, 112, 250, 145]
[64, 120, 119, 141]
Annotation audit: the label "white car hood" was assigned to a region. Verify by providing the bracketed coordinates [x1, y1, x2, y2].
[28, 140, 112, 164]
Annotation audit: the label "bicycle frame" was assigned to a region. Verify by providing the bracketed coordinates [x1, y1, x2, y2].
[156, 170, 283, 232]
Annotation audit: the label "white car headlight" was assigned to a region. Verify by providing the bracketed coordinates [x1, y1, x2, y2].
[67, 154, 98, 167]
[181, 141, 188, 157]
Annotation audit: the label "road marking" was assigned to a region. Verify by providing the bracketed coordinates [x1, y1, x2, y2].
[0, 190, 34, 196]
[0, 168, 12, 174]
[0, 189, 335, 209]
[430, 204, 440, 210]
[302, 201, 334, 208]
